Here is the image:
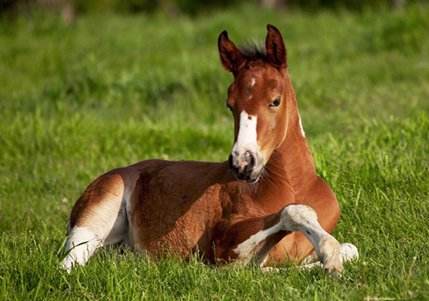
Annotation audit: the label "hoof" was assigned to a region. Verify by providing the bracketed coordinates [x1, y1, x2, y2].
[60, 257, 74, 273]
[341, 243, 359, 262]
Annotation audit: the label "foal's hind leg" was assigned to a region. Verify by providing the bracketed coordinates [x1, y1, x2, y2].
[61, 173, 128, 272]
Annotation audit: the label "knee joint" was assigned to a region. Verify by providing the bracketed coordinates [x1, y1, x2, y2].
[280, 204, 318, 230]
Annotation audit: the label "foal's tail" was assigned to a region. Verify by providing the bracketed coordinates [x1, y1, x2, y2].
[61, 171, 129, 272]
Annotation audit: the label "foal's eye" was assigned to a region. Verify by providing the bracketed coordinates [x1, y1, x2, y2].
[269, 97, 281, 108]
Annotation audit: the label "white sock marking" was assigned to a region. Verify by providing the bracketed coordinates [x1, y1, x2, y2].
[279, 205, 343, 272]
[280, 205, 330, 254]
[300, 243, 359, 270]
[232, 205, 356, 272]
[61, 226, 102, 272]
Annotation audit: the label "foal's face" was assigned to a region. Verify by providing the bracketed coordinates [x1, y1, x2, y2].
[227, 65, 288, 182]
[218, 25, 289, 182]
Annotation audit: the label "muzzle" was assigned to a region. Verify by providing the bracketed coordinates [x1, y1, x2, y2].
[229, 150, 262, 183]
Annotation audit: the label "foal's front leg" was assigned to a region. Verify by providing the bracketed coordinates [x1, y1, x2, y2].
[231, 204, 344, 273]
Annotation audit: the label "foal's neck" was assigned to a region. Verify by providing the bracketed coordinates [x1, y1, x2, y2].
[257, 85, 317, 208]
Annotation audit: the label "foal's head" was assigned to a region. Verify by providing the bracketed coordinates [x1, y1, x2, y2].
[218, 25, 294, 183]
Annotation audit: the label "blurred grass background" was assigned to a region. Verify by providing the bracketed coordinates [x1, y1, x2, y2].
[0, 1, 429, 300]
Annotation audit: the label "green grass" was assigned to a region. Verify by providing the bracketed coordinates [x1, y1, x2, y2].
[1, 3, 429, 300]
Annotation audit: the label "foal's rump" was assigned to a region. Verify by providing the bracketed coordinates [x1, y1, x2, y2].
[69, 171, 126, 232]
[61, 169, 129, 271]
[66, 160, 173, 238]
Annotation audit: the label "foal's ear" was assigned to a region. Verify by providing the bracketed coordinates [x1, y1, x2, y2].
[265, 24, 287, 69]
[218, 30, 245, 74]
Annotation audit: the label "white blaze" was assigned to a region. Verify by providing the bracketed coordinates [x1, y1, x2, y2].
[233, 111, 258, 154]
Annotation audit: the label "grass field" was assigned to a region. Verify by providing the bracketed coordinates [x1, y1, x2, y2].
[1, 3, 429, 300]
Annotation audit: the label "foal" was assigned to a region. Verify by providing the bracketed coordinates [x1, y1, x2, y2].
[61, 25, 358, 273]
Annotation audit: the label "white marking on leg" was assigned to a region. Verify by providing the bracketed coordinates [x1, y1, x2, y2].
[104, 204, 128, 245]
[300, 243, 359, 270]
[233, 223, 283, 265]
[279, 204, 343, 273]
[60, 226, 102, 272]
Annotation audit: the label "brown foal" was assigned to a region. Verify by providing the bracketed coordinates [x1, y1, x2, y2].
[61, 25, 358, 273]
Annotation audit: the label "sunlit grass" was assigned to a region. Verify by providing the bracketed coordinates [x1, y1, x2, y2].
[0, 3, 428, 300]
